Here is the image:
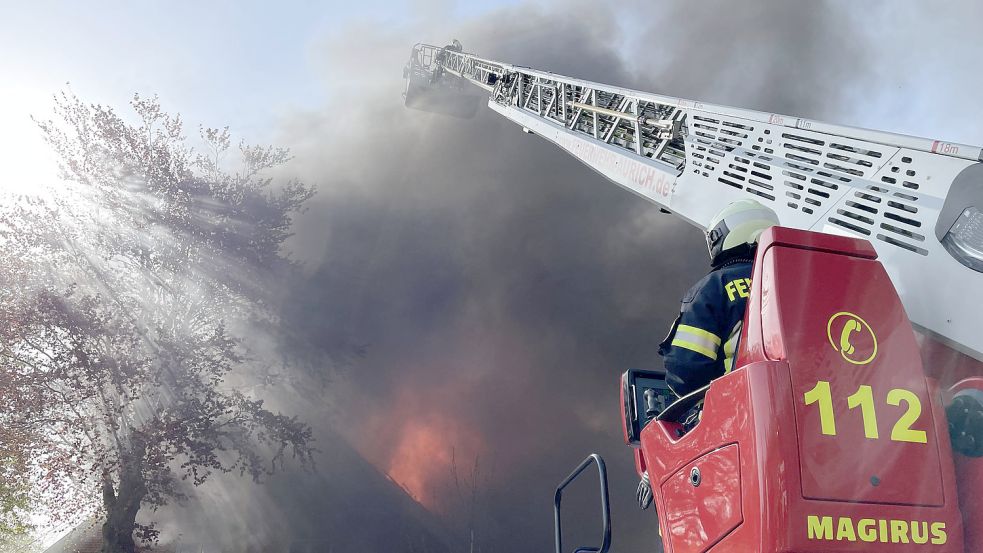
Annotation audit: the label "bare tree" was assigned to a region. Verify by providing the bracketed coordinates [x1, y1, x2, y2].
[446, 449, 495, 553]
[0, 92, 316, 552]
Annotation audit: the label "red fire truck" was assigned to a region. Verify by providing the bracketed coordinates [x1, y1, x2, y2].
[603, 227, 983, 553]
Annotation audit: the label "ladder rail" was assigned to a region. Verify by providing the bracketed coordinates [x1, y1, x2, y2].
[405, 42, 983, 363]
[411, 43, 983, 163]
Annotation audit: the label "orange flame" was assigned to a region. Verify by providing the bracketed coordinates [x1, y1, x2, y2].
[383, 411, 484, 510]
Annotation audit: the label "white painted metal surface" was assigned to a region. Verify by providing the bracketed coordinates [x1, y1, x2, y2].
[405, 43, 983, 361]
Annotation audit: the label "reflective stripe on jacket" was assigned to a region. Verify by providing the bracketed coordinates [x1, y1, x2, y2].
[658, 260, 753, 397]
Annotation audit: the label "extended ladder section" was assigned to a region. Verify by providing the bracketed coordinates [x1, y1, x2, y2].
[404, 43, 983, 362]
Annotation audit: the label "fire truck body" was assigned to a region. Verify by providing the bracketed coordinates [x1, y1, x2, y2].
[632, 227, 977, 552]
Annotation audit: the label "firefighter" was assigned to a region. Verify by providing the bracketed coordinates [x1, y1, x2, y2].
[661, 198, 780, 397]
[638, 198, 779, 510]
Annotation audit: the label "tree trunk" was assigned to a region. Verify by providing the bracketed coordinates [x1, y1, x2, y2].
[101, 440, 147, 553]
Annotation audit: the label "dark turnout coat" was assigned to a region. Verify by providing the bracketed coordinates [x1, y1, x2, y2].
[659, 258, 754, 397]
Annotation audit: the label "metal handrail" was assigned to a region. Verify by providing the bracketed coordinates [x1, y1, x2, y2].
[553, 453, 611, 553]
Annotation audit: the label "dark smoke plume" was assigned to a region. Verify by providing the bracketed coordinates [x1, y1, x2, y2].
[269, 2, 881, 551]
[143, 1, 983, 552]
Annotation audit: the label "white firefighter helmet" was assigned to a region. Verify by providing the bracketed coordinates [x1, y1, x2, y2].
[705, 199, 780, 262]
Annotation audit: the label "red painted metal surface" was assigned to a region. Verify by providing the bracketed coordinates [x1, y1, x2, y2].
[620, 373, 632, 445]
[637, 227, 967, 552]
[766, 244, 944, 506]
[660, 445, 742, 553]
[633, 448, 647, 478]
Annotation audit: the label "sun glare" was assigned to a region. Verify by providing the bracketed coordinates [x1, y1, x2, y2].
[0, 86, 61, 199]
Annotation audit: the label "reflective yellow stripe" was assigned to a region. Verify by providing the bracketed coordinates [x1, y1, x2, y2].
[723, 322, 742, 374]
[677, 324, 721, 346]
[671, 337, 719, 360]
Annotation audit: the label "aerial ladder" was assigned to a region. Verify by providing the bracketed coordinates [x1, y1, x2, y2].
[403, 42, 983, 553]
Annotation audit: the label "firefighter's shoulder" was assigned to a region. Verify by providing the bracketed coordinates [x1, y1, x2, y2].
[681, 271, 721, 304]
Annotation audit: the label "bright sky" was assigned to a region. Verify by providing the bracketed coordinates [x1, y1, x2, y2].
[3, 1, 982, 201]
[1, 0, 980, 206]
[0, 0, 518, 196]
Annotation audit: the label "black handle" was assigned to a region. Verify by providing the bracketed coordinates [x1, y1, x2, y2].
[554, 454, 611, 553]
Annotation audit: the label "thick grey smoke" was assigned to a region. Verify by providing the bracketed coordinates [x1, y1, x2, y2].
[268, 2, 885, 552]
[142, 1, 983, 552]
[627, 1, 983, 143]
[626, 1, 874, 119]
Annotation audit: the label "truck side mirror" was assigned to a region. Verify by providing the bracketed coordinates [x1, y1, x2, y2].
[554, 454, 611, 553]
[621, 369, 674, 445]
